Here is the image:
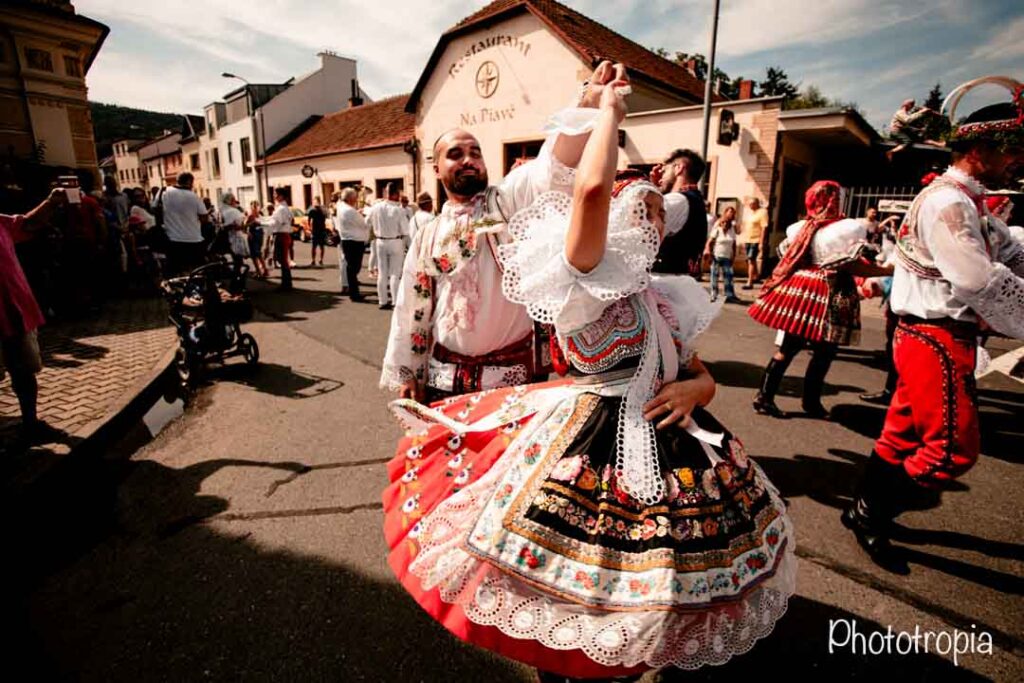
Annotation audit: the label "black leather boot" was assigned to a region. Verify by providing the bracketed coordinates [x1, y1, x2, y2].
[802, 345, 836, 418]
[841, 453, 910, 573]
[753, 356, 789, 418]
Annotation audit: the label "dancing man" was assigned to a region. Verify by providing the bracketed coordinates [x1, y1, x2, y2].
[650, 148, 707, 279]
[380, 61, 627, 403]
[843, 77, 1024, 569]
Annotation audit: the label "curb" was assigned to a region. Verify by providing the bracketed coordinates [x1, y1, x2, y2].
[4, 342, 179, 490]
[73, 343, 179, 444]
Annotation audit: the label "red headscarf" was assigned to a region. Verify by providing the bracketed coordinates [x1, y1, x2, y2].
[761, 180, 844, 293]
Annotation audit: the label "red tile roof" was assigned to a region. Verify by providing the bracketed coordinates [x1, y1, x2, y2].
[408, 0, 714, 112]
[266, 95, 414, 164]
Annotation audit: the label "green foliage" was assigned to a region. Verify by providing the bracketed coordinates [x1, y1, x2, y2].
[924, 82, 943, 112]
[89, 101, 185, 159]
[758, 66, 798, 100]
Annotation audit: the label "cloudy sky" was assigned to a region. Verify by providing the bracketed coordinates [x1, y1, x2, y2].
[79, 0, 1023, 130]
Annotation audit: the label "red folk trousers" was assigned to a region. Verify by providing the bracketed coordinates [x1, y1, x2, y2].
[874, 321, 980, 488]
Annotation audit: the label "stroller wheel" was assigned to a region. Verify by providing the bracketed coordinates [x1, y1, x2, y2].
[175, 346, 198, 389]
[239, 333, 259, 365]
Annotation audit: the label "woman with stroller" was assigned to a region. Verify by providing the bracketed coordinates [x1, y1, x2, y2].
[381, 74, 794, 682]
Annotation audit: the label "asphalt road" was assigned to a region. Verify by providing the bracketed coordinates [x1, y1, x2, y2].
[12, 243, 1023, 682]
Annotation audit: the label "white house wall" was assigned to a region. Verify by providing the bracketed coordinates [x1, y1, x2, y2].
[415, 12, 589, 191]
[267, 146, 412, 208]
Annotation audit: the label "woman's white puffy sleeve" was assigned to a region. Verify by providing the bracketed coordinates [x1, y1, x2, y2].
[499, 191, 659, 335]
[651, 275, 722, 365]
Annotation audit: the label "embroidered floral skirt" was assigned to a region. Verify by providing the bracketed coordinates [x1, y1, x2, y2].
[383, 378, 795, 678]
[748, 267, 861, 345]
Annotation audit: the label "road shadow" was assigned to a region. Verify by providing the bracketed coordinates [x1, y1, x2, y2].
[5, 449, 531, 682]
[753, 447, 1024, 596]
[703, 359, 864, 397]
[657, 596, 991, 681]
[213, 362, 344, 400]
[247, 284, 345, 322]
[830, 392, 1024, 466]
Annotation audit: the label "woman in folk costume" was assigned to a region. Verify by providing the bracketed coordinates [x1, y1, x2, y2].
[381, 79, 794, 681]
[748, 182, 892, 418]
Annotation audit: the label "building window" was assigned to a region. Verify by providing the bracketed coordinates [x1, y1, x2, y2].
[131, 168, 136, 180]
[190, 153, 200, 171]
[302, 183, 313, 209]
[240, 137, 252, 174]
[25, 47, 53, 72]
[503, 140, 543, 175]
[63, 56, 82, 77]
[227, 141, 233, 164]
[212, 148, 221, 178]
[375, 178, 404, 198]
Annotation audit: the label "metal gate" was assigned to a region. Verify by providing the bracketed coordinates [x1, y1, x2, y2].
[843, 185, 919, 217]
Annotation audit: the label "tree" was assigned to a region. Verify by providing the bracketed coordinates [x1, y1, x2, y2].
[923, 82, 943, 112]
[921, 82, 952, 141]
[758, 66, 798, 101]
[786, 84, 829, 110]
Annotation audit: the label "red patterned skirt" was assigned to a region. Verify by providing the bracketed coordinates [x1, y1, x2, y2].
[748, 267, 860, 345]
[383, 380, 646, 679]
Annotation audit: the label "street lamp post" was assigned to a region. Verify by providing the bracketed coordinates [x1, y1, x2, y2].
[699, 0, 721, 194]
[223, 72, 269, 206]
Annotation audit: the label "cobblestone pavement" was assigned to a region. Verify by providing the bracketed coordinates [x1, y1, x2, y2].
[0, 296, 176, 450]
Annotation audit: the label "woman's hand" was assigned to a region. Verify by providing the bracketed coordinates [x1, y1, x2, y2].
[599, 71, 629, 123]
[643, 357, 716, 429]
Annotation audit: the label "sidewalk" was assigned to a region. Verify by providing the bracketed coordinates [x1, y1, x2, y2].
[0, 296, 177, 472]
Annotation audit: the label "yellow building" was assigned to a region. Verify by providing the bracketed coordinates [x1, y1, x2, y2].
[0, 0, 108, 183]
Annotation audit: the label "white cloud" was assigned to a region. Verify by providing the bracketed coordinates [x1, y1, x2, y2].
[86, 49, 226, 112]
[969, 16, 1024, 62]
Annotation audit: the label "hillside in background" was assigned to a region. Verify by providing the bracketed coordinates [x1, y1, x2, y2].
[90, 102, 186, 159]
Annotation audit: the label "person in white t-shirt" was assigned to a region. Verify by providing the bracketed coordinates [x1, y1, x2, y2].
[704, 206, 740, 303]
[159, 172, 208, 274]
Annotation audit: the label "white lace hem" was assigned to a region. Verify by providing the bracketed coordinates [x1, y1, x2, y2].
[417, 536, 796, 671]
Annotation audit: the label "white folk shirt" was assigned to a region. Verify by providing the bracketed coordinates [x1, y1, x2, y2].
[380, 138, 573, 390]
[366, 200, 409, 240]
[270, 202, 293, 234]
[408, 209, 434, 244]
[336, 201, 369, 242]
[889, 166, 1024, 338]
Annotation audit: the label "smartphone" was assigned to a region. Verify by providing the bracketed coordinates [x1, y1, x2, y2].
[58, 175, 81, 204]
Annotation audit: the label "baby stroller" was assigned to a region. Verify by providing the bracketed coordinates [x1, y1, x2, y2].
[161, 259, 259, 391]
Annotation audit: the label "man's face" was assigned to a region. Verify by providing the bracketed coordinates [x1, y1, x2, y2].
[866, 208, 878, 222]
[974, 144, 1024, 186]
[435, 130, 488, 198]
[656, 159, 682, 193]
[275, 194, 286, 204]
[749, 198, 760, 211]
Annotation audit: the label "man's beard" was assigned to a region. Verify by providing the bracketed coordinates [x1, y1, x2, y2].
[448, 170, 488, 196]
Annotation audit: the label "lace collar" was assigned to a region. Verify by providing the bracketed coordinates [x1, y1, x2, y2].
[944, 166, 985, 198]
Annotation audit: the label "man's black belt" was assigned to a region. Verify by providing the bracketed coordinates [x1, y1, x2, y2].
[897, 314, 979, 338]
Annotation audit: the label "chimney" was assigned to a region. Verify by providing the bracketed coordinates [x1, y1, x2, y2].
[738, 79, 754, 100]
[348, 78, 364, 108]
